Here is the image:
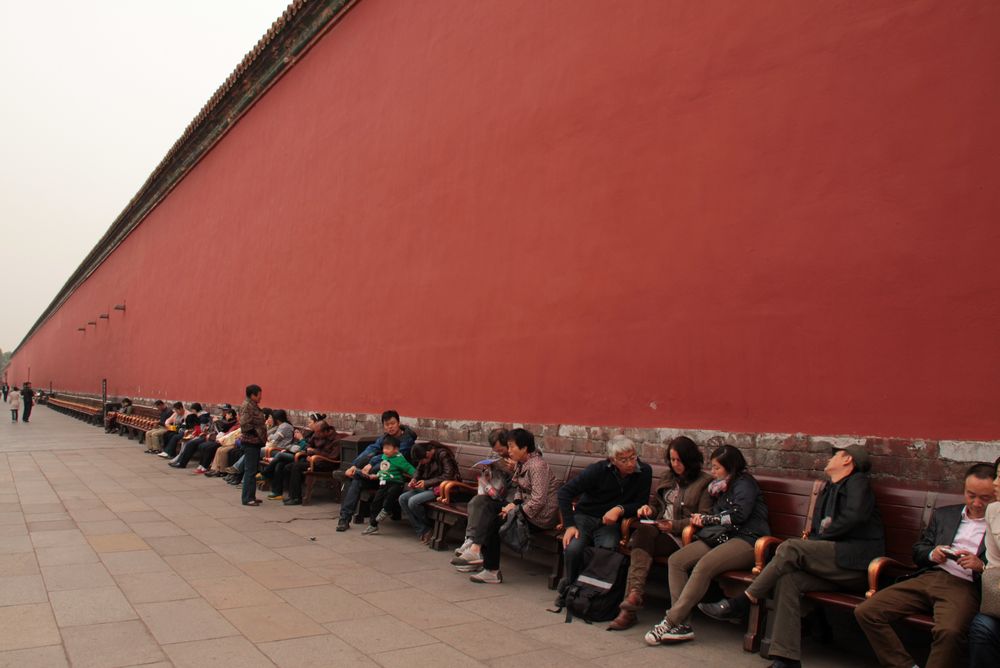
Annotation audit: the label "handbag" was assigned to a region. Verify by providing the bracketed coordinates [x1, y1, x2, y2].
[982, 568, 1000, 617]
[499, 506, 532, 554]
[697, 524, 736, 547]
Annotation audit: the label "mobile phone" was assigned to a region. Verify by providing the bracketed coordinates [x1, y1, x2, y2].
[941, 547, 961, 561]
[639, 519, 656, 525]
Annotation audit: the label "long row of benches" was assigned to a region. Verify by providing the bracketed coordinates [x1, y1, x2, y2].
[47, 395, 104, 424]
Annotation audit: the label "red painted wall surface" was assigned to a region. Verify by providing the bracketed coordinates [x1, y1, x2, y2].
[9, 0, 1000, 440]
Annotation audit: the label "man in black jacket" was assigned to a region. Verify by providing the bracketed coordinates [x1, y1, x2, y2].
[555, 436, 652, 596]
[854, 463, 994, 668]
[701, 444, 884, 668]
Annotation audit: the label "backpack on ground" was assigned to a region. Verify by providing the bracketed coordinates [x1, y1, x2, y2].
[562, 546, 629, 623]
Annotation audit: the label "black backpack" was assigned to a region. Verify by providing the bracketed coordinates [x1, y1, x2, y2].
[562, 547, 629, 623]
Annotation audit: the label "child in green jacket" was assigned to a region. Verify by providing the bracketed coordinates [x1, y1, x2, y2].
[363, 435, 416, 535]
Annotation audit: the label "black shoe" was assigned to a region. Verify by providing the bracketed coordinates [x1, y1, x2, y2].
[168, 462, 182, 468]
[283, 498, 302, 506]
[698, 595, 750, 621]
[336, 519, 350, 532]
[768, 658, 801, 668]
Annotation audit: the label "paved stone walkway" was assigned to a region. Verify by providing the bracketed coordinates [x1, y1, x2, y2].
[0, 408, 878, 667]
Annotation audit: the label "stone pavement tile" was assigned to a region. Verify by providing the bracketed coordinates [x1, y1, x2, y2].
[238, 559, 328, 590]
[373, 642, 489, 668]
[87, 532, 151, 553]
[35, 544, 100, 567]
[220, 602, 328, 642]
[0, 535, 34, 554]
[24, 512, 72, 522]
[101, 549, 171, 575]
[275, 583, 383, 623]
[165, 552, 237, 581]
[68, 508, 119, 522]
[145, 535, 211, 556]
[244, 528, 310, 548]
[25, 519, 76, 532]
[272, 543, 343, 567]
[134, 598, 240, 644]
[128, 521, 189, 538]
[362, 588, 477, 629]
[61, 620, 166, 668]
[341, 547, 442, 573]
[0, 574, 48, 606]
[258, 633, 381, 668]
[396, 568, 512, 603]
[524, 618, 645, 658]
[326, 614, 438, 652]
[170, 514, 228, 531]
[49, 585, 138, 627]
[162, 636, 274, 668]
[114, 571, 199, 604]
[0, 602, 61, 651]
[456, 594, 564, 631]
[0, 645, 68, 668]
[115, 510, 164, 523]
[322, 565, 409, 594]
[211, 540, 282, 564]
[189, 575, 283, 609]
[0, 512, 26, 526]
[283, 519, 341, 538]
[39, 562, 114, 591]
[20, 502, 67, 515]
[487, 648, 594, 668]
[77, 519, 132, 535]
[187, 525, 250, 545]
[429, 621, 547, 660]
[29, 528, 88, 548]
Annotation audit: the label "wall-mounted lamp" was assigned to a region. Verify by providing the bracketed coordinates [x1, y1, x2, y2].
[99, 313, 109, 320]
[87, 321, 97, 327]
[113, 304, 126, 312]
[77, 327, 85, 332]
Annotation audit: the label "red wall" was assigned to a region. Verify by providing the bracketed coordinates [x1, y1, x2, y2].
[9, 0, 1000, 440]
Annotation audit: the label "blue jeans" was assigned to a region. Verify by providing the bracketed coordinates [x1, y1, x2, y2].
[970, 613, 1000, 668]
[399, 489, 437, 535]
[241, 446, 261, 505]
[338, 476, 378, 522]
[562, 512, 621, 585]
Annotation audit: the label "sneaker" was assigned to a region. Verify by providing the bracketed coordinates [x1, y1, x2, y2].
[469, 569, 502, 584]
[644, 618, 694, 645]
[362, 525, 379, 535]
[193, 467, 206, 474]
[698, 595, 750, 621]
[454, 564, 480, 573]
[157, 452, 170, 458]
[454, 538, 473, 556]
[375, 509, 390, 523]
[267, 493, 283, 500]
[450, 548, 484, 566]
[336, 519, 350, 532]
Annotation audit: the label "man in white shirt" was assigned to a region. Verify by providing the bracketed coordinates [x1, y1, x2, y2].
[855, 463, 996, 668]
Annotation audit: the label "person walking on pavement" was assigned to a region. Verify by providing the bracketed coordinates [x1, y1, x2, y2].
[20, 382, 35, 423]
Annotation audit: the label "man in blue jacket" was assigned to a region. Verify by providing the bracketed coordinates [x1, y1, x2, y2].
[701, 444, 884, 668]
[554, 436, 652, 603]
[335, 410, 417, 532]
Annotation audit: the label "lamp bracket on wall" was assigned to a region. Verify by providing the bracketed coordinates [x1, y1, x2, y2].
[113, 303, 126, 312]
[99, 313, 109, 319]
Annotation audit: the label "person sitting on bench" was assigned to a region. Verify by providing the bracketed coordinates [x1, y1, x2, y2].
[362, 435, 415, 535]
[855, 462, 995, 668]
[700, 444, 884, 668]
[144, 401, 180, 453]
[399, 441, 460, 543]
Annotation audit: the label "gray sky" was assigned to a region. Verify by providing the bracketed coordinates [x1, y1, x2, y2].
[0, 0, 294, 353]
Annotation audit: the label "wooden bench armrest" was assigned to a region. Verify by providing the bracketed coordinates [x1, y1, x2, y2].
[308, 454, 339, 471]
[620, 517, 639, 550]
[753, 535, 784, 575]
[438, 480, 476, 503]
[866, 556, 911, 598]
[681, 524, 696, 546]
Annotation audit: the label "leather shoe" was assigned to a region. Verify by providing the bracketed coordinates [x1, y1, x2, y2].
[606, 608, 637, 631]
[619, 590, 643, 612]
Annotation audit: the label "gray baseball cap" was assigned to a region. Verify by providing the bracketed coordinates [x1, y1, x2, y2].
[833, 444, 871, 473]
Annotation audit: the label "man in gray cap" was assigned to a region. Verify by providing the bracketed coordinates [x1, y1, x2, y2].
[699, 444, 884, 668]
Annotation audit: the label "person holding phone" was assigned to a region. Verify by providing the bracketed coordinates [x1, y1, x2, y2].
[855, 462, 995, 668]
[608, 436, 713, 630]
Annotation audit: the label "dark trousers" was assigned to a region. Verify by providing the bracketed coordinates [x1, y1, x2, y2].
[163, 431, 183, 457]
[285, 458, 336, 501]
[21, 402, 32, 422]
[969, 613, 1000, 668]
[265, 453, 295, 496]
[338, 476, 379, 521]
[746, 538, 867, 661]
[241, 446, 261, 504]
[198, 441, 222, 469]
[481, 505, 543, 571]
[176, 437, 207, 468]
[562, 513, 622, 585]
[369, 482, 404, 526]
[9, 409, 17, 422]
[855, 569, 981, 668]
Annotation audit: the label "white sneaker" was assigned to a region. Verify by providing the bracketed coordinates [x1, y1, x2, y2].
[157, 452, 170, 458]
[454, 538, 473, 556]
[469, 569, 502, 584]
[375, 509, 390, 523]
[644, 618, 694, 645]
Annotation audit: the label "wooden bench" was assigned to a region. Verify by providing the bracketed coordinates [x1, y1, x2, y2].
[426, 445, 620, 589]
[116, 405, 165, 441]
[47, 395, 105, 424]
[258, 428, 353, 504]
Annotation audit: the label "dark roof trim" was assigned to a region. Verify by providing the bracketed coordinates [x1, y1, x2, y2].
[13, 0, 357, 355]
